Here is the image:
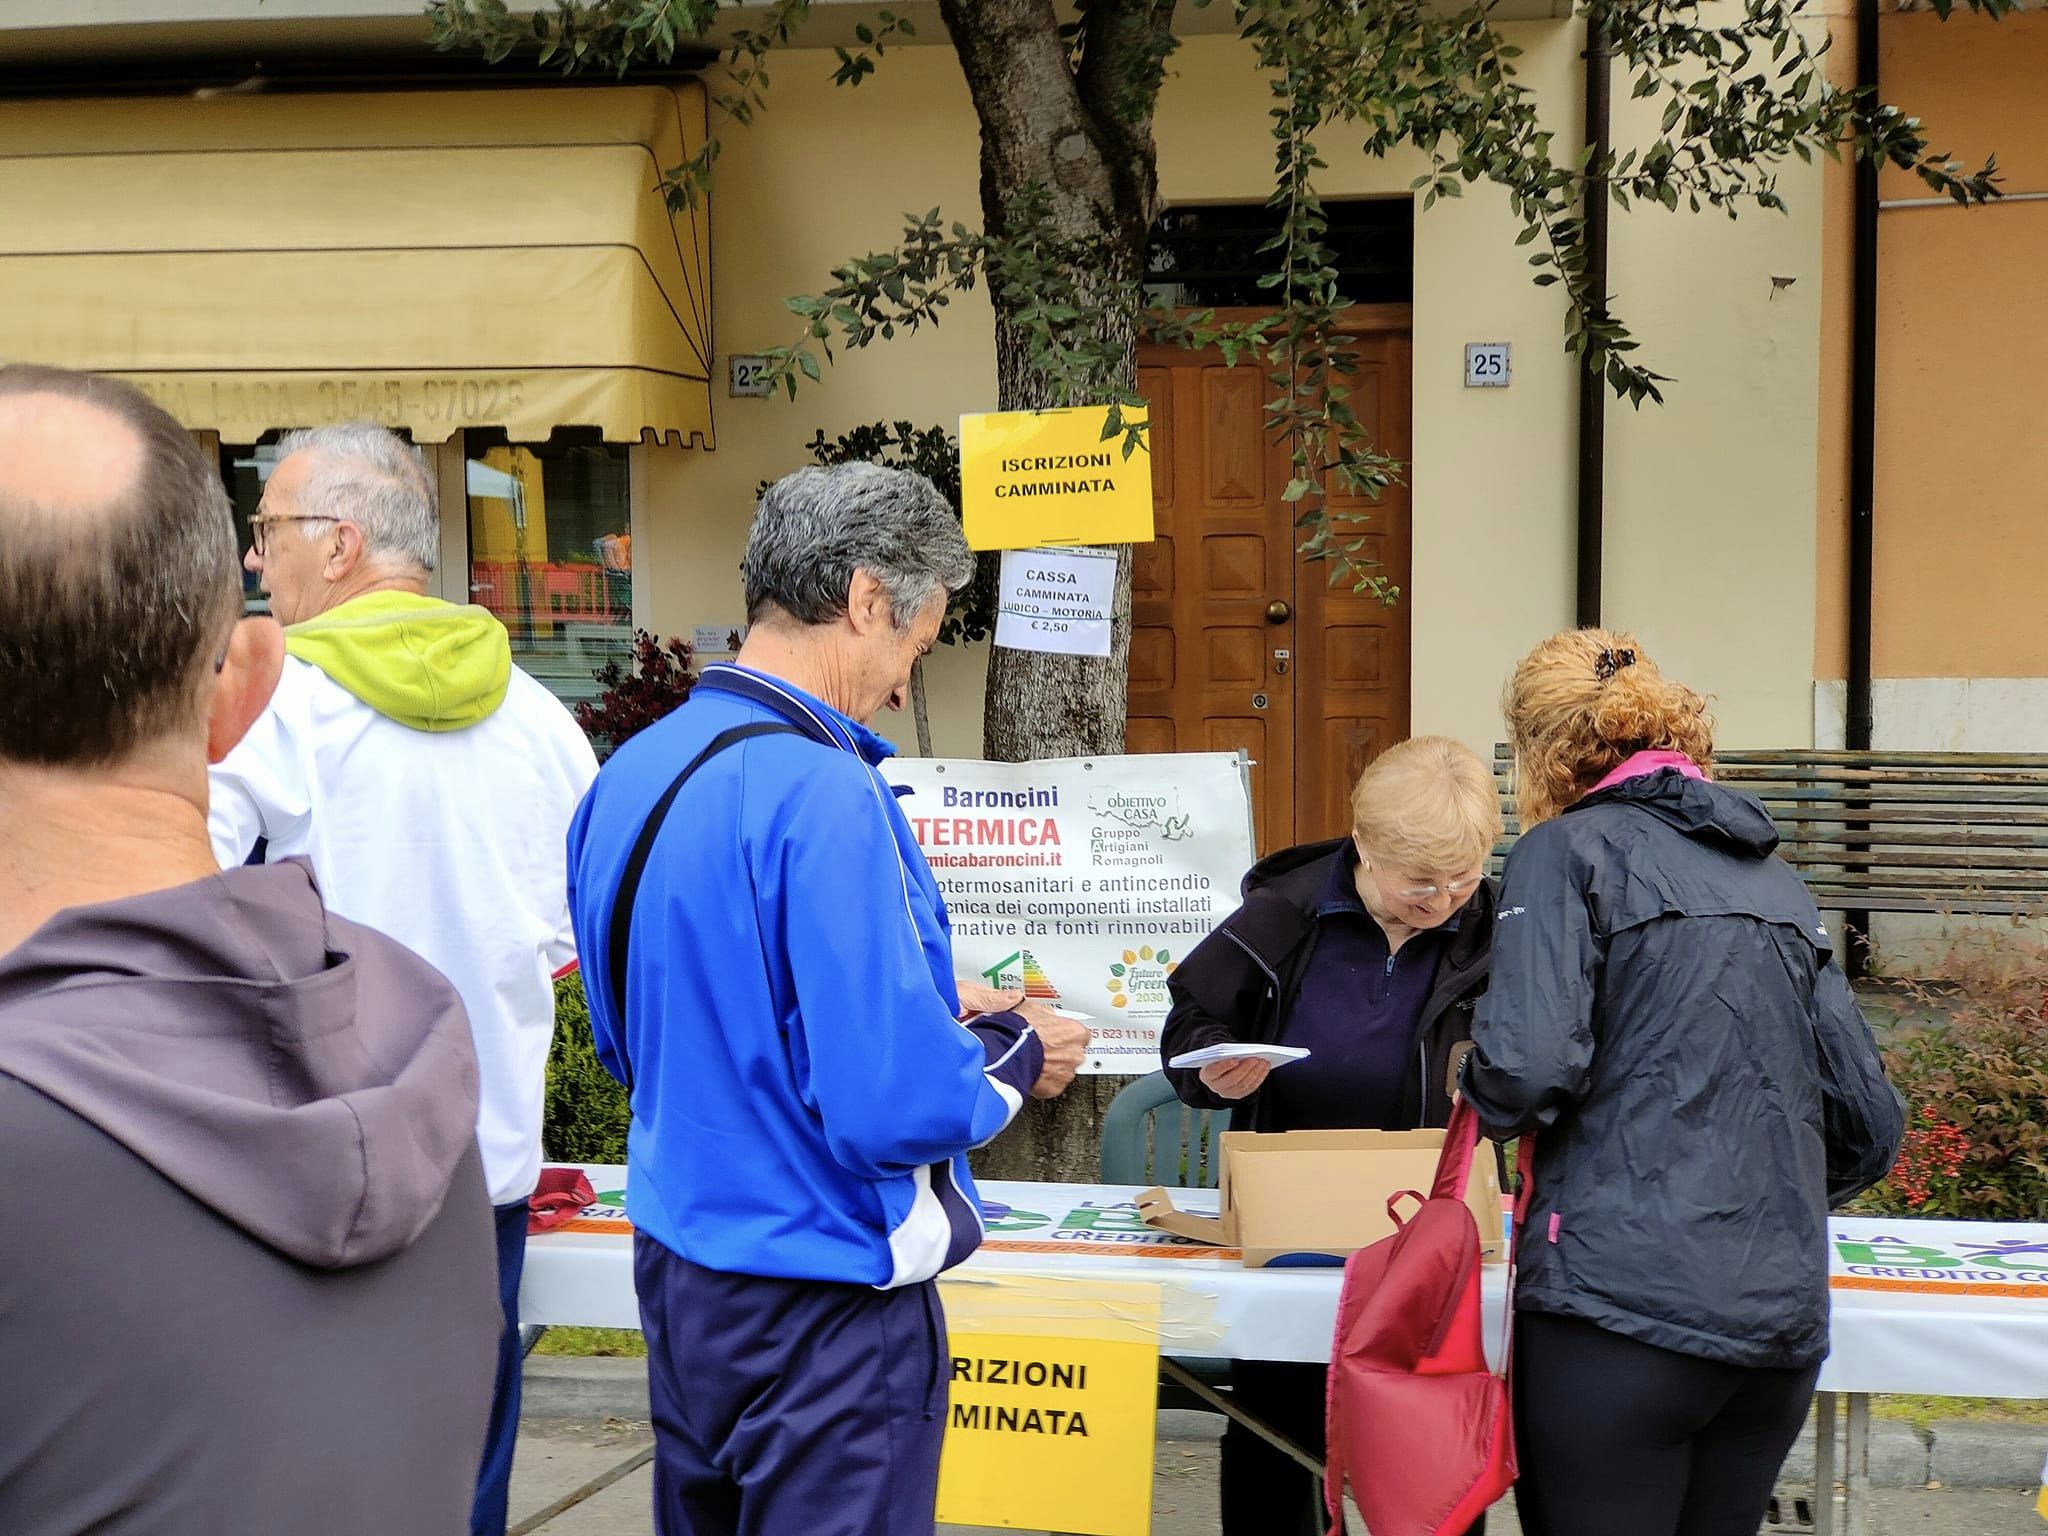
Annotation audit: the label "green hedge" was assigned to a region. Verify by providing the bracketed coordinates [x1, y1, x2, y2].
[544, 972, 631, 1165]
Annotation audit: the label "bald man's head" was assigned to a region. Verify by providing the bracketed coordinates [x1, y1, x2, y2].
[0, 366, 240, 766]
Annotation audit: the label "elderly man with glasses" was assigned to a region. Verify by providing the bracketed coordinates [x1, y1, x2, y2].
[209, 423, 598, 1536]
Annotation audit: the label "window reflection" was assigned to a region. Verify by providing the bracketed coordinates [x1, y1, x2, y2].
[464, 430, 633, 712]
[219, 442, 284, 617]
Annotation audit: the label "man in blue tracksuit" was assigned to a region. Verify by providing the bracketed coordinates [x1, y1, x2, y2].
[567, 464, 1089, 1536]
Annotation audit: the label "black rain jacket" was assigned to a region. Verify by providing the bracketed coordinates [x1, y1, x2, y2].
[1460, 769, 1905, 1369]
[1161, 838, 1496, 1133]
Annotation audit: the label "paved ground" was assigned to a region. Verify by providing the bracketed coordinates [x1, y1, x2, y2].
[508, 1419, 2046, 1536]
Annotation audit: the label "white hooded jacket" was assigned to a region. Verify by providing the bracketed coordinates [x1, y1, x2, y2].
[209, 592, 597, 1205]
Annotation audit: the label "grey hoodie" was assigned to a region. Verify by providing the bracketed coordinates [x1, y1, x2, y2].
[0, 861, 497, 1536]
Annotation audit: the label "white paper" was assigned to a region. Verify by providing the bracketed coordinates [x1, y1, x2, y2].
[1165, 1043, 1311, 1071]
[994, 546, 1115, 657]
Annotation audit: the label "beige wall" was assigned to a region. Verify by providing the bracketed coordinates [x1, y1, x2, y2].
[1813, 0, 1857, 687]
[636, 45, 996, 757]
[1598, 36, 1829, 750]
[643, 24, 1831, 760]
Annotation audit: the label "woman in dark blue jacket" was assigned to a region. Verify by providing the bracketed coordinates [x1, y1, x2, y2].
[1462, 628, 1904, 1536]
[1163, 734, 1502, 1536]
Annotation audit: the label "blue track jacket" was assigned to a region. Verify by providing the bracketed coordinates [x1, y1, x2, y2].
[567, 664, 1045, 1288]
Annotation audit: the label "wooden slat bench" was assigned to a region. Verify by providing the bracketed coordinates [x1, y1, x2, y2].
[1492, 747, 2048, 957]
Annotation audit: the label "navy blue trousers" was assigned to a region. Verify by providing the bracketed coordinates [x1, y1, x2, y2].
[472, 1199, 529, 1536]
[634, 1234, 948, 1536]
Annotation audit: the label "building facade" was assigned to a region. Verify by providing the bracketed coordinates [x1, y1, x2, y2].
[0, 0, 2037, 850]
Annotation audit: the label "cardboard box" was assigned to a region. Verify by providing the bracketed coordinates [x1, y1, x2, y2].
[1136, 1128, 1505, 1268]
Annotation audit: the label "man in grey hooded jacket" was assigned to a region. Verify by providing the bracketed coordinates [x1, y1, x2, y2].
[0, 364, 498, 1536]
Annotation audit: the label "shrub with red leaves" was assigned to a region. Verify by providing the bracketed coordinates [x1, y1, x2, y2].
[1856, 934, 2048, 1221]
[574, 630, 699, 754]
[1885, 1107, 1970, 1210]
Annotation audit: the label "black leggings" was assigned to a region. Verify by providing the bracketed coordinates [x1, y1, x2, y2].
[1513, 1312, 1820, 1536]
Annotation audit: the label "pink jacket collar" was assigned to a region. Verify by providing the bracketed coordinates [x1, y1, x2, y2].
[1592, 750, 1706, 794]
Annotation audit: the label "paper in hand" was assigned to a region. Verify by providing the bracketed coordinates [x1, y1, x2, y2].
[1165, 1043, 1311, 1071]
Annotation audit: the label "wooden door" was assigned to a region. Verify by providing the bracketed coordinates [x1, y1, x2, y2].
[1293, 325, 1414, 841]
[1128, 342, 1298, 852]
[1130, 309, 1412, 852]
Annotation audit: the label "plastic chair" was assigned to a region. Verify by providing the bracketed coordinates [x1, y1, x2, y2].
[1099, 1072, 1231, 1416]
[1099, 1070, 1223, 1190]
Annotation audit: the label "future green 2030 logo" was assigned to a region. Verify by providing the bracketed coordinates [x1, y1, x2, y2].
[1105, 946, 1176, 1011]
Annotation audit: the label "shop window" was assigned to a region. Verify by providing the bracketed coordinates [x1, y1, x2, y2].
[1144, 199, 1414, 309]
[463, 429, 633, 714]
[219, 441, 284, 617]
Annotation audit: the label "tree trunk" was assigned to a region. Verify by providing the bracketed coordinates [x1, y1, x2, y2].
[940, 0, 1169, 1182]
[910, 657, 933, 757]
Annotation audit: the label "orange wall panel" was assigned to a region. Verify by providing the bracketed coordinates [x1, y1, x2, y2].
[1864, 9, 2048, 680]
[1880, 11, 2048, 202]
[1872, 201, 2048, 677]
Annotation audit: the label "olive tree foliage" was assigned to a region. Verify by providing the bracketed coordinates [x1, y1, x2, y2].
[432, 0, 1997, 1179]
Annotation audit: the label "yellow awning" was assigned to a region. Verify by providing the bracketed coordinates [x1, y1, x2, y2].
[0, 84, 713, 446]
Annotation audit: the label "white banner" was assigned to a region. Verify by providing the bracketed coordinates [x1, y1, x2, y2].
[882, 752, 1257, 1074]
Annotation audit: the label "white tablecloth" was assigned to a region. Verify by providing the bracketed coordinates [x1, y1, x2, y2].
[521, 1173, 2048, 1399]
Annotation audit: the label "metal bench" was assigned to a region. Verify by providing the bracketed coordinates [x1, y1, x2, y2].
[1493, 746, 2048, 962]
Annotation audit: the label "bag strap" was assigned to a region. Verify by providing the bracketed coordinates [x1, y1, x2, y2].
[1432, 1096, 1537, 1376]
[1428, 1095, 1484, 1200]
[603, 721, 809, 1084]
[1498, 1131, 1537, 1379]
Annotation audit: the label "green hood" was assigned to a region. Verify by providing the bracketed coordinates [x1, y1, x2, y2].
[284, 591, 512, 732]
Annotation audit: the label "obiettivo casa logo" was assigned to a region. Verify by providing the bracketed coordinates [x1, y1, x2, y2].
[1105, 945, 1176, 1010]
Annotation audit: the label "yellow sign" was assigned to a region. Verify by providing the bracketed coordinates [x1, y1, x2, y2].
[935, 1276, 1162, 1535]
[960, 406, 1155, 551]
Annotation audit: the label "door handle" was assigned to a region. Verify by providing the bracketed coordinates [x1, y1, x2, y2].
[1265, 600, 1292, 625]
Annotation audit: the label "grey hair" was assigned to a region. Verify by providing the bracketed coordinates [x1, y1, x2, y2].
[277, 423, 438, 573]
[742, 463, 973, 629]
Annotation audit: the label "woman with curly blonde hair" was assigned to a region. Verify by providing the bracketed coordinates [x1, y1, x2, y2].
[1460, 629, 1903, 1536]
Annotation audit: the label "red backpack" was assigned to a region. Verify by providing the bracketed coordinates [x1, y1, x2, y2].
[1324, 1100, 1530, 1536]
